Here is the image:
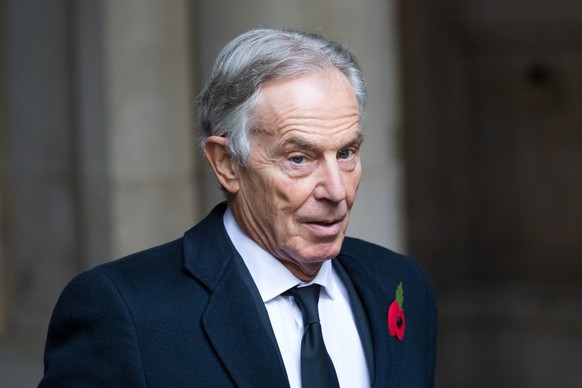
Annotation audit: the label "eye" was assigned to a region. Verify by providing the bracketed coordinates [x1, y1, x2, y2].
[338, 149, 353, 160]
[291, 155, 305, 164]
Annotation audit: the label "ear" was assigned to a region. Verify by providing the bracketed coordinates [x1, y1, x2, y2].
[203, 136, 240, 194]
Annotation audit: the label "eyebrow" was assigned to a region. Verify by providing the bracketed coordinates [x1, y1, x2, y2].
[281, 131, 365, 152]
[345, 131, 365, 149]
[281, 137, 319, 152]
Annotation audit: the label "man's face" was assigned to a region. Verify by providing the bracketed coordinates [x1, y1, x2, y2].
[231, 68, 363, 280]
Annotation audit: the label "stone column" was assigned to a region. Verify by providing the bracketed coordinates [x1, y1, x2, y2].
[104, 0, 196, 258]
[0, 0, 6, 335]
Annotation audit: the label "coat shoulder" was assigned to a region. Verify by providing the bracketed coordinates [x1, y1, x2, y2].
[88, 237, 185, 286]
[340, 236, 425, 276]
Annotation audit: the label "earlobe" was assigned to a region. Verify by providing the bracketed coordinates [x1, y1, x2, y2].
[203, 136, 240, 193]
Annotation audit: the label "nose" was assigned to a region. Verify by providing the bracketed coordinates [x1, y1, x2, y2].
[313, 158, 347, 203]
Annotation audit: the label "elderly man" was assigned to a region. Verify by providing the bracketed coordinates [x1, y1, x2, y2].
[40, 27, 437, 387]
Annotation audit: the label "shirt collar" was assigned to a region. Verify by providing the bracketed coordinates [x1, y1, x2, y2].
[223, 207, 339, 303]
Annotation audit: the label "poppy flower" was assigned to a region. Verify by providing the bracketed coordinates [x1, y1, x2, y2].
[388, 300, 405, 340]
[387, 282, 405, 340]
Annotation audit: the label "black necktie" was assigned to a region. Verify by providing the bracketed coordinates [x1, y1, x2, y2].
[286, 284, 340, 388]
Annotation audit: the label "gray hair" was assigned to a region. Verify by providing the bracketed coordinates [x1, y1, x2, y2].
[198, 27, 367, 165]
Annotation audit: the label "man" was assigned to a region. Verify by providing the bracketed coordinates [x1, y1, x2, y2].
[40, 27, 437, 387]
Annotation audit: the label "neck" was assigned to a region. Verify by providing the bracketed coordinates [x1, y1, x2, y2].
[279, 259, 324, 282]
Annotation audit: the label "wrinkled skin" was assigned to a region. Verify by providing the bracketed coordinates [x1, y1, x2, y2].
[204, 68, 363, 281]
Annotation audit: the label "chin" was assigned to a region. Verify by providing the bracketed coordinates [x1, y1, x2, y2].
[303, 245, 342, 262]
[285, 234, 345, 263]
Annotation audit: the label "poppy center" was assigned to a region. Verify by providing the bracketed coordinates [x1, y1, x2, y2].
[396, 316, 403, 328]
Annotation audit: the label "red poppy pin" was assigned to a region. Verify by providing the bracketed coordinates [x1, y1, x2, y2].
[387, 282, 405, 340]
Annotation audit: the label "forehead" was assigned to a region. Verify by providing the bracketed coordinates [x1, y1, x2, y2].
[252, 69, 360, 141]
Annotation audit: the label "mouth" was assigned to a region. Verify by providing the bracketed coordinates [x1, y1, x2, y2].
[303, 217, 345, 237]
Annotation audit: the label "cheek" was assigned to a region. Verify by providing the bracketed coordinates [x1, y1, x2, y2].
[282, 181, 324, 216]
[346, 168, 362, 200]
[286, 179, 315, 200]
[244, 171, 295, 214]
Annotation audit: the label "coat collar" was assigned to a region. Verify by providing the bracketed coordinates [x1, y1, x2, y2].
[182, 203, 289, 387]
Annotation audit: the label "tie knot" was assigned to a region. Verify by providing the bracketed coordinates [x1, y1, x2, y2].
[286, 284, 321, 326]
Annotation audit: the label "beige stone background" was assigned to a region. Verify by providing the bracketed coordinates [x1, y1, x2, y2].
[1, 0, 581, 386]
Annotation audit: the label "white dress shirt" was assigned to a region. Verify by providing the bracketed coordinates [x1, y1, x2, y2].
[224, 208, 369, 388]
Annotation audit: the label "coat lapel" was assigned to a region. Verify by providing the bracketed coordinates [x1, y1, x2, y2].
[337, 253, 400, 388]
[201, 260, 289, 387]
[333, 259, 376, 382]
[182, 204, 289, 387]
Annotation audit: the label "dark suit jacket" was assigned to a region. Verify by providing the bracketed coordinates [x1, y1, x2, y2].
[39, 203, 437, 387]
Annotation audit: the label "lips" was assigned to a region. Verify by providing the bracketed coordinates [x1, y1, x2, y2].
[311, 218, 342, 226]
[302, 215, 345, 226]
[302, 217, 345, 237]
